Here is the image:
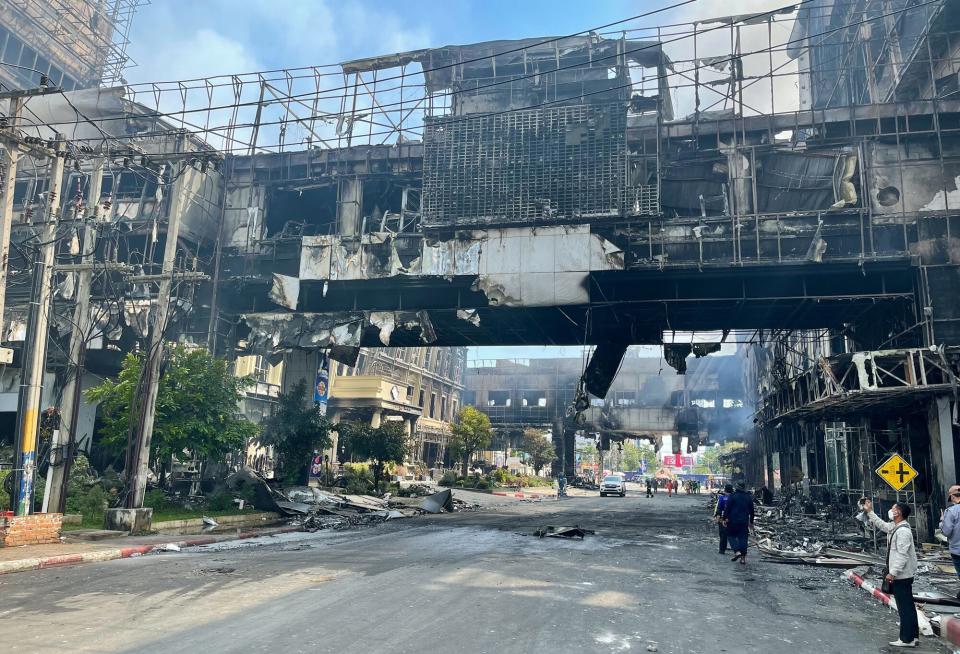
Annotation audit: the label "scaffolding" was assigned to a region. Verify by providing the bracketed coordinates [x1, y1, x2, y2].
[7, 0, 146, 86]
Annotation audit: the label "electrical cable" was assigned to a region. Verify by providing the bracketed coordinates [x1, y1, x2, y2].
[30, 0, 936, 158]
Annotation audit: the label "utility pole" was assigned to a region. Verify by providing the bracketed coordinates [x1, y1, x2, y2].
[0, 95, 22, 361]
[13, 133, 66, 515]
[43, 160, 104, 513]
[126, 141, 188, 509]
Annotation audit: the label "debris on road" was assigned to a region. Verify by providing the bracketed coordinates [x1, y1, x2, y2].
[421, 489, 454, 514]
[534, 526, 596, 539]
[153, 543, 181, 553]
[201, 516, 218, 527]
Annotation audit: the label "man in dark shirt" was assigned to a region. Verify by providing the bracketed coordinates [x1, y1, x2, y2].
[723, 481, 756, 565]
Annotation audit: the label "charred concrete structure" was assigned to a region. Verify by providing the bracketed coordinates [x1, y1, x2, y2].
[2, 1, 960, 522]
[744, 0, 960, 540]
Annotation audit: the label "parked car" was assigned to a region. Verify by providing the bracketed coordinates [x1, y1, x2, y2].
[599, 474, 626, 497]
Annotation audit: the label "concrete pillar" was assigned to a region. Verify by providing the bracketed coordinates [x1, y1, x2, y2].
[337, 177, 362, 236]
[564, 427, 575, 479]
[935, 397, 957, 489]
[328, 410, 341, 466]
[404, 416, 414, 437]
[281, 350, 319, 407]
[551, 418, 564, 477]
[370, 409, 382, 428]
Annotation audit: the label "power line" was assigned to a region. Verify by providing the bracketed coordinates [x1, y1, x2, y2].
[14, 1, 812, 141]
[52, 0, 936, 157]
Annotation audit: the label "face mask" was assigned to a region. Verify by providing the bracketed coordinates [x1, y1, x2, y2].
[888, 509, 896, 520]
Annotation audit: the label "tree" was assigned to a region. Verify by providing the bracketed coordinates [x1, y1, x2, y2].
[342, 420, 408, 492]
[449, 406, 492, 475]
[622, 440, 657, 472]
[86, 346, 259, 486]
[258, 380, 332, 484]
[521, 428, 556, 475]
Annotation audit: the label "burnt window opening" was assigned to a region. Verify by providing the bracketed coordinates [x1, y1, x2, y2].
[113, 170, 160, 201]
[265, 185, 338, 238]
[487, 390, 511, 407]
[429, 392, 437, 418]
[721, 399, 744, 409]
[418, 389, 425, 408]
[440, 396, 447, 421]
[521, 390, 547, 408]
[361, 180, 421, 234]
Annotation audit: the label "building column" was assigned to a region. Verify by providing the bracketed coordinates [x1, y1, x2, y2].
[328, 410, 341, 466]
[337, 177, 362, 236]
[281, 350, 319, 407]
[370, 409, 382, 428]
[931, 397, 957, 491]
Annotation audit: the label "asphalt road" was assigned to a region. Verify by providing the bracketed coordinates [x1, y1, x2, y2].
[0, 491, 946, 653]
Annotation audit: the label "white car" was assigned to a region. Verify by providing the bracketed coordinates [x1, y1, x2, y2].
[599, 474, 626, 497]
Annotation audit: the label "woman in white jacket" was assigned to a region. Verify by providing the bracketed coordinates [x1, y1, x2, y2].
[862, 499, 919, 648]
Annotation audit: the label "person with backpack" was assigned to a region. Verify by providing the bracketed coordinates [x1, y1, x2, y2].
[861, 499, 919, 648]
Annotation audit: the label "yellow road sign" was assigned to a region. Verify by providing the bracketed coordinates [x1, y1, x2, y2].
[876, 453, 918, 491]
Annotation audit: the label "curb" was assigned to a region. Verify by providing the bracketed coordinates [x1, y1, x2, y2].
[0, 525, 302, 576]
[942, 616, 960, 646]
[842, 570, 934, 637]
[492, 491, 552, 499]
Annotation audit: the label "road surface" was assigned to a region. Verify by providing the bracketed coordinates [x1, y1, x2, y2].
[0, 491, 940, 653]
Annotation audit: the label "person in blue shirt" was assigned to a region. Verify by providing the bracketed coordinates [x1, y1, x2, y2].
[714, 484, 734, 554]
[939, 484, 960, 596]
[723, 481, 756, 565]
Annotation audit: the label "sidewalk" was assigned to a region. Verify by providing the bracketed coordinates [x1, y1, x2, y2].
[0, 524, 301, 576]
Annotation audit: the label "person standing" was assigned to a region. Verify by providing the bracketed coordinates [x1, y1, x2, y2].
[862, 499, 919, 648]
[667, 479, 674, 497]
[939, 485, 960, 597]
[715, 484, 733, 554]
[723, 481, 755, 565]
[645, 478, 654, 498]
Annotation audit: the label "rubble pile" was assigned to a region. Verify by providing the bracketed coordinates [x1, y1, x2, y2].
[225, 468, 479, 533]
[752, 507, 874, 568]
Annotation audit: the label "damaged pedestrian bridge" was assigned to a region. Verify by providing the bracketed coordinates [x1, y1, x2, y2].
[215, 32, 957, 370]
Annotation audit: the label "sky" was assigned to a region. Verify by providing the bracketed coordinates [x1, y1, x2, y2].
[125, 0, 790, 360]
[125, 0, 793, 84]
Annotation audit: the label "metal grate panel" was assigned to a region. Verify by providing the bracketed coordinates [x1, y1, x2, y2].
[422, 103, 628, 227]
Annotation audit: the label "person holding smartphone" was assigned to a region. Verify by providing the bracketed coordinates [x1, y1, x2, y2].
[861, 499, 919, 648]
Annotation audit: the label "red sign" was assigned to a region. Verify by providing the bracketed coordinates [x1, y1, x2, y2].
[663, 455, 694, 468]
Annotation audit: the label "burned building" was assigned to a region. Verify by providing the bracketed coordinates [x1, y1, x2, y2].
[745, 0, 960, 539]
[1, 1, 959, 519]
[463, 350, 751, 475]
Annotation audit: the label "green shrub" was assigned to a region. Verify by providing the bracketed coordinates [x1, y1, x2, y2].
[475, 479, 490, 490]
[74, 485, 108, 522]
[439, 471, 457, 487]
[206, 491, 235, 511]
[0, 469, 9, 510]
[143, 489, 173, 511]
